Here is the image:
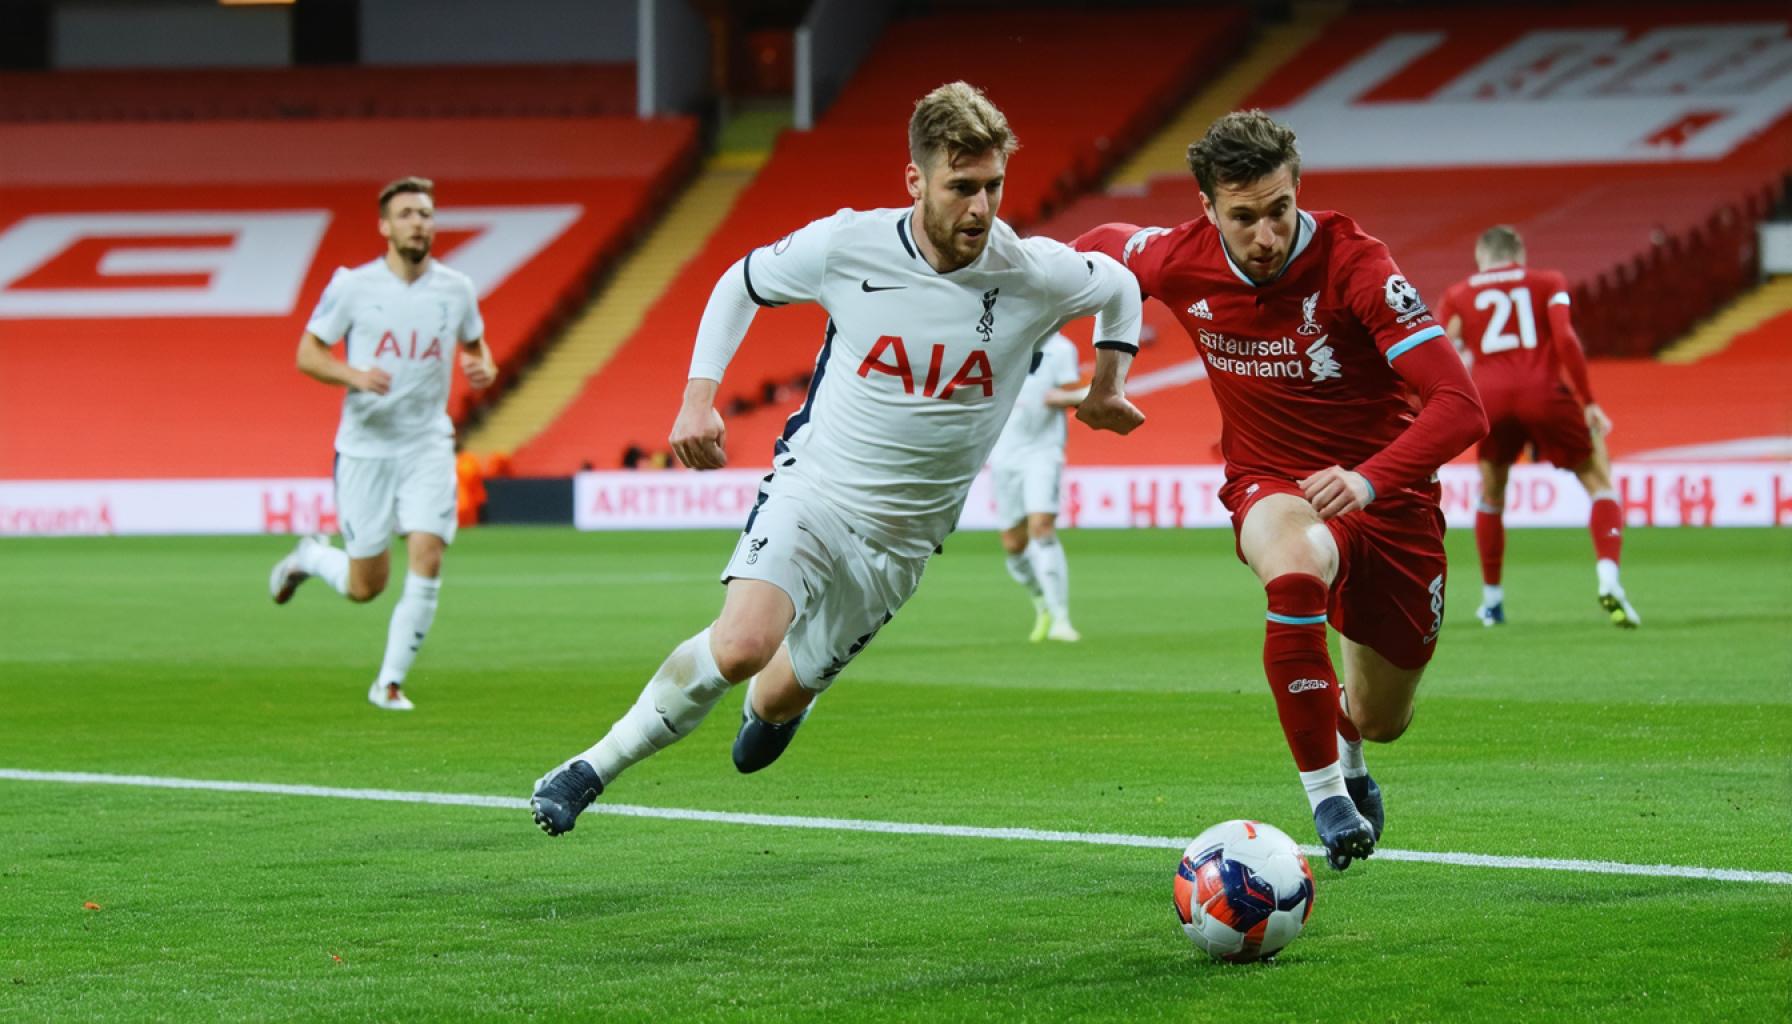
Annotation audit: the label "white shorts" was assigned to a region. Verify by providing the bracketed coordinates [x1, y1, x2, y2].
[721, 477, 929, 694]
[333, 444, 457, 559]
[991, 451, 1064, 527]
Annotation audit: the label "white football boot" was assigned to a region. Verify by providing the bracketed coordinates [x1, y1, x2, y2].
[368, 680, 415, 711]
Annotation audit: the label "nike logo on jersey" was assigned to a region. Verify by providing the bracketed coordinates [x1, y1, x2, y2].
[861, 280, 905, 293]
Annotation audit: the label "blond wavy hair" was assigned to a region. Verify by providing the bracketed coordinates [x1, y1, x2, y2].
[908, 82, 1018, 171]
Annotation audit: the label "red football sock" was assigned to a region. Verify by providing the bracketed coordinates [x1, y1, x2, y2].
[1590, 497, 1623, 564]
[1475, 507, 1505, 586]
[1263, 573, 1339, 773]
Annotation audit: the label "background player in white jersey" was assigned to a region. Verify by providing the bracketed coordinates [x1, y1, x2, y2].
[989, 332, 1087, 642]
[267, 177, 497, 711]
[530, 82, 1145, 837]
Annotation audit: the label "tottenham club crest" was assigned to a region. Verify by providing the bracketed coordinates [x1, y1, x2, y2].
[1383, 274, 1425, 316]
[1297, 292, 1323, 335]
[975, 287, 999, 343]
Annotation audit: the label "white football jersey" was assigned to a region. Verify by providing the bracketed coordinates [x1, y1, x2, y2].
[304, 259, 484, 458]
[742, 207, 1139, 557]
[990, 332, 1081, 463]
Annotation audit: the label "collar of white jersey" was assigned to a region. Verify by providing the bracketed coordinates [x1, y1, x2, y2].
[378, 256, 437, 286]
[895, 208, 998, 275]
[1220, 209, 1316, 288]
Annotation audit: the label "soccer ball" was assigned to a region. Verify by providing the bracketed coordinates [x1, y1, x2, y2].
[1173, 819, 1315, 963]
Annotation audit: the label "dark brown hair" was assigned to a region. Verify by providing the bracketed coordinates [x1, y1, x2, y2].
[378, 176, 435, 215]
[1186, 110, 1300, 199]
[909, 81, 1018, 172]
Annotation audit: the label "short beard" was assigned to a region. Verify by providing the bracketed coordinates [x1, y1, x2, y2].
[921, 198, 983, 271]
[397, 240, 431, 265]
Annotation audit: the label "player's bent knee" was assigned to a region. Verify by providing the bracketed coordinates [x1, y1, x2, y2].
[346, 581, 384, 603]
[1356, 710, 1412, 744]
[708, 630, 779, 684]
[346, 566, 388, 602]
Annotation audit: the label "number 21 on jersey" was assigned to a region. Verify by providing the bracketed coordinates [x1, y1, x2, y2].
[1473, 286, 1537, 354]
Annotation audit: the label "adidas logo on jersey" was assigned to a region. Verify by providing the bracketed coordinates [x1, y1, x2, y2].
[1187, 299, 1214, 320]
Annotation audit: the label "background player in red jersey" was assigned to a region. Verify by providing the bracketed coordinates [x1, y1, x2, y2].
[1074, 111, 1486, 869]
[1437, 226, 1640, 629]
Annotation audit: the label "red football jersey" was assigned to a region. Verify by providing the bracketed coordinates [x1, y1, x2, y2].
[1077, 210, 1477, 501]
[1436, 264, 1593, 403]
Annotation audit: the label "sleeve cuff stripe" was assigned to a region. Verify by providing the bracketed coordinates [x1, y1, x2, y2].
[1386, 326, 1444, 363]
[742, 251, 781, 308]
[1093, 340, 1139, 354]
[1549, 293, 1571, 305]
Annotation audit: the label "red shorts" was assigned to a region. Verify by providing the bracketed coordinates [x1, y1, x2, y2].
[1476, 383, 1592, 469]
[1221, 477, 1448, 670]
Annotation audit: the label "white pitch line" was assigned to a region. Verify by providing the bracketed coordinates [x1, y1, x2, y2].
[4, 769, 1788, 887]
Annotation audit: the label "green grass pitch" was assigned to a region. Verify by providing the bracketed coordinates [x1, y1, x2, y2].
[1, 526, 1788, 1021]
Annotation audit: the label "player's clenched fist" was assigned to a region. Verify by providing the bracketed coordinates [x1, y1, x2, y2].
[461, 349, 497, 389]
[670, 404, 727, 470]
[1076, 393, 1145, 435]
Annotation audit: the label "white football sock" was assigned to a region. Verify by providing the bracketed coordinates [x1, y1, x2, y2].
[298, 537, 351, 595]
[1299, 762, 1350, 812]
[1338, 691, 1367, 779]
[1027, 536, 1071, 622]
[377, 572, 439, 686]
[1482, 583, 1504, 607]
[580, 628, 731, 785]
[1337, 733, 1367, 779]
[1004, 551, 1044, 600]
[1596, 558, 1621, 595]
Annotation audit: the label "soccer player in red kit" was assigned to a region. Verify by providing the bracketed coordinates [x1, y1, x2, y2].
[1074, 111, 1486, 869]
[1437, 225, 1640, 629]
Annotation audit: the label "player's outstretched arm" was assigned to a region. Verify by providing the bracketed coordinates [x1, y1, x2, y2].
[459, 338, 497, 389]
[296, 331, 388, 394]
[1045, 384, 1090, 410]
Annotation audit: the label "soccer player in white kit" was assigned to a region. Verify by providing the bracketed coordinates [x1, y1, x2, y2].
[989, 331, 1087, 642]
[530, 82, 1145, 836]
[267, 177, 497, 711]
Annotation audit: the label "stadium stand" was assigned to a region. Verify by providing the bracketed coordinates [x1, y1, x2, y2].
[512, 5, 1251, 474]
[0, 115, 696, 479]
[1592, 303, 1792, 463]
[0, 64, 637, 122]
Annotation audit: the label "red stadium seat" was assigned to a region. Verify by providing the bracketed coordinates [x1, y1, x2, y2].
[0, 116, 697, 480]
